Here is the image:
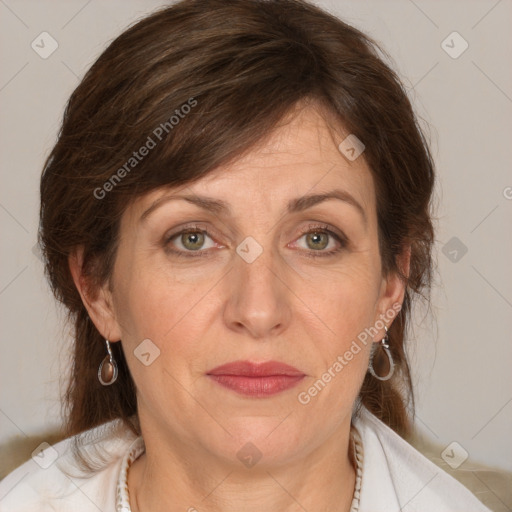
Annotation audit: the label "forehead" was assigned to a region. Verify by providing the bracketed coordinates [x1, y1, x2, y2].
[129, 103, 376, 221]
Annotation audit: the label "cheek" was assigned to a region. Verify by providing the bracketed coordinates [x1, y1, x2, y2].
[295, 254, 381, 323]
[112, 254, 219, 359]
[290, 255, 381, 375]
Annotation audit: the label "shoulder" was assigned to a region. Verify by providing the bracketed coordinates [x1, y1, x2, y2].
[353, 406, 492, 512]
[0, 419, 139, 512]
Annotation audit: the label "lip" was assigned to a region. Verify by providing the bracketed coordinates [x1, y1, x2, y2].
[207, 360, 305, 397]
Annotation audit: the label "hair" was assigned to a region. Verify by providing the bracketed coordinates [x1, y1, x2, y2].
[38, 0, 435, 459]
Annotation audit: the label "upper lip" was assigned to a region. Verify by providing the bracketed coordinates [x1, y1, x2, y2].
[207, 360, 305, 377]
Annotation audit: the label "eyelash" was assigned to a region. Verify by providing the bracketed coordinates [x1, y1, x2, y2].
[164, 223, 347, 259]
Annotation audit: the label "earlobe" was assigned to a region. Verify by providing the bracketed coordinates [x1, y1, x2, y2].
[68, 247, 122, 342]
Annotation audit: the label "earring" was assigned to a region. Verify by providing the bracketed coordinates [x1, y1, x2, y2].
[98, 339, 118, 386]
[368, 326, 394, 381]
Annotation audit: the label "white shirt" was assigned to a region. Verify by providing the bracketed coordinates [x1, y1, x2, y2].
[0, 405, 491, 511]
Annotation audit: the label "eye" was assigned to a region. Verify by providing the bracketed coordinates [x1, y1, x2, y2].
[163, 222, 347, 259]
[293, 223, 347, 257]
[164, 224, 219, 257]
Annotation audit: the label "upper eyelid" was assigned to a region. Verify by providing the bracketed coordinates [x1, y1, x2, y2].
[166, 221, 341, 236]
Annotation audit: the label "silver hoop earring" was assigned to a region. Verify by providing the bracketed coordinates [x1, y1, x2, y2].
[98, 339, 118, 386]
[368, 326, 394, 381]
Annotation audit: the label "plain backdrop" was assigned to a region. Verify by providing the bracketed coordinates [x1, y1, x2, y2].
[1, 0, 511, 472]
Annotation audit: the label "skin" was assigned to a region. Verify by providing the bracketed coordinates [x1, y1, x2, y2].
[70, 101, 409, 512]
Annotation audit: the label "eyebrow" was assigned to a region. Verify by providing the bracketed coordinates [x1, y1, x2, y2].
[140, 189, 367, 225]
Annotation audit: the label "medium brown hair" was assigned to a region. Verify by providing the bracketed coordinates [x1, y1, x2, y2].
[39, 0, 435, 448]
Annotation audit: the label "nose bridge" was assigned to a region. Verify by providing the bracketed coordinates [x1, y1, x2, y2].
[238, 237, 278, 292]
[224, 235, 291, 338]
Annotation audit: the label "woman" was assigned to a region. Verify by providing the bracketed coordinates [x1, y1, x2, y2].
[0, 0, 491, 510]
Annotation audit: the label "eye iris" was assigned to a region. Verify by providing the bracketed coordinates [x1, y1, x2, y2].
[306, 232, 328, 250]
[182, 232, 204, 250]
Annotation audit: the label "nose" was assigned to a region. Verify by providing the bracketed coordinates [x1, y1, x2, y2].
[223, 242, 292, 340]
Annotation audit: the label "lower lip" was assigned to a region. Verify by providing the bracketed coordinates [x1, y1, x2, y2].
[208, 375, 305, 397]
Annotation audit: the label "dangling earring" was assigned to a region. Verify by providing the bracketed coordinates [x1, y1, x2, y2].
[98, 339, 118, 386]
[368, 326, 394, 381]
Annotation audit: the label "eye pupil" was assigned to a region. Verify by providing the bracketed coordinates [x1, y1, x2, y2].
[306, 232, 328, 250]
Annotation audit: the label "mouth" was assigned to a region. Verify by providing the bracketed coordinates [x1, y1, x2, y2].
[206, 360, 306, 398]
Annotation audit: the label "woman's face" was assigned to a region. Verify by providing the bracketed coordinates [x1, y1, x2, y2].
[87, 104, 405, 469]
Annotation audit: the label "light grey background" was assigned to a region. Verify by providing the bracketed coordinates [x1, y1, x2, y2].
[1, 0, 511, 472]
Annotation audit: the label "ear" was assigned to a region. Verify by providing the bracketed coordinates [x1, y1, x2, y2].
[373, 244, 411, 341]
[68, 246, 122, 342]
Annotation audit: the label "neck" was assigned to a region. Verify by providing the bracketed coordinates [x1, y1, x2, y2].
[128, 422, 357, 512]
